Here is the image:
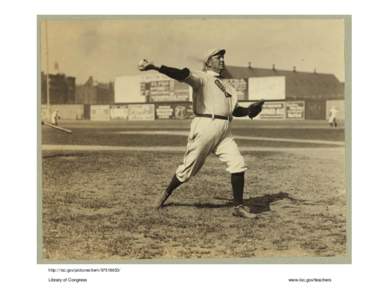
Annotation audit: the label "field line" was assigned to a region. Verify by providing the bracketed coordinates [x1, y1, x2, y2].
[116, 130, 344, 146]
[41, 144, 344, 154]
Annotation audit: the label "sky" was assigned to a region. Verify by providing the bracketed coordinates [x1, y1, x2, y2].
[40, 17, 346, 84]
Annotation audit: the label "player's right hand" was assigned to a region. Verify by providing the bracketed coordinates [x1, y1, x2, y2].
[138, 59, 154, 71]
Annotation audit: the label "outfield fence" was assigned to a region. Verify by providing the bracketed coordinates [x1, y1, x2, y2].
[41, 99, 344, 121]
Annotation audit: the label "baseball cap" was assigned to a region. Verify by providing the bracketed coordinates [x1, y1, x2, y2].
[204, 48, 226, 63]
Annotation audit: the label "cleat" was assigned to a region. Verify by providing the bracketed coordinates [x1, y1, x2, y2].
[155, 191, 170, 209]
[233, 205, 258, 219]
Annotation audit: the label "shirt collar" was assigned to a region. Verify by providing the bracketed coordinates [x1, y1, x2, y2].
[206, 70, 222, 78]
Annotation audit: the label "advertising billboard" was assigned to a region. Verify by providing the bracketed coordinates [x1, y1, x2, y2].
[110, 105, 129, 120]
[155, 104, 173, 119]
[155, 103, 194, 120]
[248, 76, 286, 100]
[127, 104, 155, 121]
[115, 74, 192, 104]
[257, 101, 286, 120]
[148, 80, 191, 102]
[286, 101, 305, 120]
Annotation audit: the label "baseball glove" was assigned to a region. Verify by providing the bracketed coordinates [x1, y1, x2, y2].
[248, 100, 265, 119]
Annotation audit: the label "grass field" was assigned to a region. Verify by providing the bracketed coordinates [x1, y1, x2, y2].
[40, 119, 348, 262]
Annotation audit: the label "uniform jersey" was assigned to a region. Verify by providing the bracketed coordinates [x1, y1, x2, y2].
[184, 70, 238, 118]
[175, 69, 247, 183]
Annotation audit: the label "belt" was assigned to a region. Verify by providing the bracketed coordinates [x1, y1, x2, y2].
[195, 113, 229, 121]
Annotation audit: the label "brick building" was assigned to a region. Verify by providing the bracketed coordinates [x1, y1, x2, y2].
[41, 72, 76, 104]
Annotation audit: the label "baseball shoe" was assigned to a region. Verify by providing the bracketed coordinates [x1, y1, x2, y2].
[154, 191, 170, 210]
[233, 205, 258, 219]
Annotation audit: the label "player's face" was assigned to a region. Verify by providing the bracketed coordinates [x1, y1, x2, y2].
[207, 54, 225, 73]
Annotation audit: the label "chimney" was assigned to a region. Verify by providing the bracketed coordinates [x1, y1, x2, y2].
[272, 64, 276, 71]
[293, 66, 296, 72]
[54, 61, 59, 74]
[314, 68, 317, 74]
[86, 76, 94, 86]
[248, 61, 252, 69]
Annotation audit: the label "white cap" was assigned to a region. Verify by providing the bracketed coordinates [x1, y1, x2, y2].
[203, 48, 226, 63]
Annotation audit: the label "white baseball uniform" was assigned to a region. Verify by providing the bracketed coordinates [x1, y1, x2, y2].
[175, 70, 247, 182]
[328, 107, 338, 122]
[51, 110, 59, 125]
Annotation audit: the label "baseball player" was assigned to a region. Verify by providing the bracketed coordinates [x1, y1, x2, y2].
[138, 49, 264, 218]
[51, 110, 60, 125]
[328, 106, 338, 128]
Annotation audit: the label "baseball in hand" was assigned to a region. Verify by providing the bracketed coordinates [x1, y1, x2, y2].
[138, 59, 150, 71]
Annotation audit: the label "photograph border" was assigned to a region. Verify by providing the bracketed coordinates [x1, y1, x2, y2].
[37, 14, 351, 264]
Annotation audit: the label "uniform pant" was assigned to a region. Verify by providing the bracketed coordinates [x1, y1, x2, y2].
[176, 117, 247, 182]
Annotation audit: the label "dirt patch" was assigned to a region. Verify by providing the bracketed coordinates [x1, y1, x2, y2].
[41, 149, 347, 261]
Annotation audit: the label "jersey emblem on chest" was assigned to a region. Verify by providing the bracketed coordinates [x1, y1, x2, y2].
[214, 79, 231, 98]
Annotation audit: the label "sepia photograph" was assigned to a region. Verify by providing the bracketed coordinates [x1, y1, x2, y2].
[38, 15, 350, 263]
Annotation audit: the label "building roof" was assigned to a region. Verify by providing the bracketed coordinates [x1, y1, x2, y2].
[223, 65, 344, 99]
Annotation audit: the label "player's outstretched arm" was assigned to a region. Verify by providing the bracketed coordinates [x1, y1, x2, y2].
[138, 59, 190, 81]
